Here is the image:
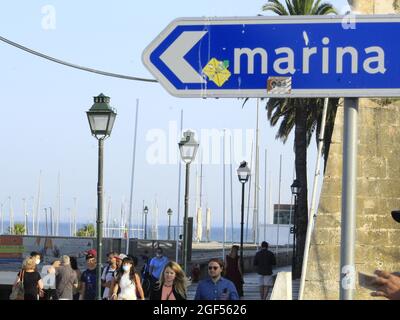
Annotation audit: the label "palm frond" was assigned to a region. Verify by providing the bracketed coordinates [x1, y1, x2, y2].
[262, 0, 289, 15]
[315, 3, 337, 15]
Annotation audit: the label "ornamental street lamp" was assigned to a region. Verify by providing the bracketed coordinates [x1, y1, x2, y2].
[86, 93, 117, 300]
[143, 206, 149, 240]
[290, 179, 301, 279]
[167, 208, 173, 240]
[178, 130, 199, 274]
[237, 161, 251, 276]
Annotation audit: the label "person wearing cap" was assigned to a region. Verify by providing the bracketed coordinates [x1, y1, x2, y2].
[80, 254, 97, 300]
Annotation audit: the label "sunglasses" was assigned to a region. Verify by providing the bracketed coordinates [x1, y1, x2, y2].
[208, 266, 219, 270]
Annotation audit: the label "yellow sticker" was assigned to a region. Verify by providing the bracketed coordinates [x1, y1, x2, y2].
[202, 58, 231, 87]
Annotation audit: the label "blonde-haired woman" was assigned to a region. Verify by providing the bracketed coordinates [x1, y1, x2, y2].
[149, 261, 188, 300]
[14, 257, 44, 300]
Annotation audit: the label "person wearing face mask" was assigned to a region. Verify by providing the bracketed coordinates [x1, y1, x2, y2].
[149, 248, 169, 292]
[30, 251, 42, 271]
[110, 257, 144, 300]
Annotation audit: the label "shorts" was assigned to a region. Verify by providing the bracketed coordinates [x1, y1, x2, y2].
[259, 275, 274, 286]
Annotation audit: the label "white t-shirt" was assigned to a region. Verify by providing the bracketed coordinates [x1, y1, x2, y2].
[118, 273, 137, 300]
[101, 265, 117, 299]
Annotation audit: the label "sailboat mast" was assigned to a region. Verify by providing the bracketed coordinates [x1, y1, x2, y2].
[127, 99, 139, 254]
[23, 198, 27, 235]
[35, 171, 42, 235]
[276, 154, 282, 256]
[57, 172, 61, 236]
[245, 141, 254, 242]
[264, 149, 267, 242]
[253, 99, 260, 246]
[229, 135, 234, 244]
[176, 109, 184, 239]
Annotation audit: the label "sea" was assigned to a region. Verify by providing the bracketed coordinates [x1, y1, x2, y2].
[1, 221, 292, 245]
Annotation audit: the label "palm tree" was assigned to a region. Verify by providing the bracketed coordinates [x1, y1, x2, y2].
[262, 0, 338, 279]
[76, 224, 95, 237]
[9, 223, 25, 235]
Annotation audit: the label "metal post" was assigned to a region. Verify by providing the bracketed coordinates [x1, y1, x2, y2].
[96, 138, 104, 300]
[144, 211, 148, 240]
[183, 162, 190, 274]
[168, 214, 172, 240]
[340, 98, 358, 300]
[222, 129, 226, 260]
[292, 195, 297, 276]
[240, 182, 245, 275]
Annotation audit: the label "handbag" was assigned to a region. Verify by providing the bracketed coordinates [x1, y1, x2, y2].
[9, 270, 24, 300]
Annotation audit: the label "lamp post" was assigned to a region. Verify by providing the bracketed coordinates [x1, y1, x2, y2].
[143, 206, 149, 240]
[86, 93, 117, 300]
[237, 161, 251, 276]
[178, 130, 199, 274]
[167, 208, 173, 240]
[290, 179, 301, 278]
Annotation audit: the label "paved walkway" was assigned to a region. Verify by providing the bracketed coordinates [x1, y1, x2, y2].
[187, 266, 300, 300]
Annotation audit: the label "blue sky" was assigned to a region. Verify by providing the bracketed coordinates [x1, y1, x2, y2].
[0, 0, 350, 229]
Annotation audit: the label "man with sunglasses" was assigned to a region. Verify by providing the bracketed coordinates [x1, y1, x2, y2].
[194, 258, 239, 300]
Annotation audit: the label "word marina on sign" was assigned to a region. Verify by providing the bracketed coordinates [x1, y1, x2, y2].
[234, 36, 386, 76]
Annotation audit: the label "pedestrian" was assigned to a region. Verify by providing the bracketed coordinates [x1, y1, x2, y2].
[80, 253, 97, 300]
[42, 259, 60, 300]
[149, 248, 169, 291]
[55, 255, 78, 300]
[30, 251, 42, 271]
[371, 270, 400, 300]
[253, 241, 276, 300]
[149, 261, 188, 300]
[109, 257, 144, 300]
[14, 257, 44, 300]
[194, 258, 239, 300]
[115, 253, 127, 270]
[225, 245, 244, 298]
[101, 251, 118, 300]
[69, 256, 81, 300]
[140, 251, 151, 298]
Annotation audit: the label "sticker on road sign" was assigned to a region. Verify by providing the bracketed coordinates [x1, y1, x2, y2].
[267, 77, 292, 94]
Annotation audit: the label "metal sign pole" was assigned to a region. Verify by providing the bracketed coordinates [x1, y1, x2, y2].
[340, 98, 359, 300]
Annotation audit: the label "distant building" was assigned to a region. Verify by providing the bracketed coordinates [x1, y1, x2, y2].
[273, 204, 294, 225]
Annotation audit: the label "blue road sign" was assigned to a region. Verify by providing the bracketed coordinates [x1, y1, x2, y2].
[142, 15, 400, 98]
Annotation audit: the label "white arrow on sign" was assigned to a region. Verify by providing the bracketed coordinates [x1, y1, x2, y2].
[160, 31, 207, 84]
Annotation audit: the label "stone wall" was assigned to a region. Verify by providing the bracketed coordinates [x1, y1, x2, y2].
[348, 0, 398, 14]
[303, 100, 400, 299]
